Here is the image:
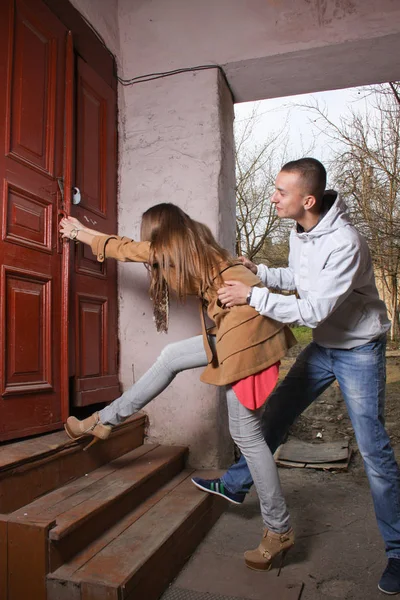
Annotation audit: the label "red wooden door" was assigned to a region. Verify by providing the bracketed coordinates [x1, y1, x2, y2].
[0, 0, 120, 440]
[0, 0, 67, 440]
[69, 57, 120, 407]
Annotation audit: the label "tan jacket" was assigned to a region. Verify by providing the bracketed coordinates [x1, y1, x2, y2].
[92, 235, 297, 386]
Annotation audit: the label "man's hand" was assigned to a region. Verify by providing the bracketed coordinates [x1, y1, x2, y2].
[237, 256, 257, 274]
[217, 281, 251, 307]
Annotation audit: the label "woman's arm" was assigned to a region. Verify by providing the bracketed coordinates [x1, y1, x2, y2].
[59, 216, 150, 263]
[60, 216, 103, 245]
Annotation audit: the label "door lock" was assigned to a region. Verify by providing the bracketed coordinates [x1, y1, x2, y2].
[72, 187, 81, 205]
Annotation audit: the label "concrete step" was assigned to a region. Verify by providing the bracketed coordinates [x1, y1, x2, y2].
[47, 470, 225, 600]
[0, 414, 147, 513]
[3, 443, 188, 600]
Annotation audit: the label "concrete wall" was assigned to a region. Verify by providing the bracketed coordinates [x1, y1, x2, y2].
[69, 0, 400, 467]
[118, 0, 400, 70]
[116, 69, 236, 467]
[118, 0, 400, 101]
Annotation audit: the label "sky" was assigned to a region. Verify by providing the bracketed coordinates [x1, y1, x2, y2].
[233, 85, 375, 178]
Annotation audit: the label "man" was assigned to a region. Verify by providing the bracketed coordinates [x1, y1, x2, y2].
[192, 158, 400, 595]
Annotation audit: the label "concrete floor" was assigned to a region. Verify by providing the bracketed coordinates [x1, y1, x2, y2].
[162, 466, 390, 600]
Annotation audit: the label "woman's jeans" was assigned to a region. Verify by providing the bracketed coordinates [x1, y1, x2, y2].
[99, 335, 290, 533]
[221, 337, 400, 558]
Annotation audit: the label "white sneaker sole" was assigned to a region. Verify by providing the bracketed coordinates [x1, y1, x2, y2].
[191, 478, 243, 505]
[378, 584, 400, 595]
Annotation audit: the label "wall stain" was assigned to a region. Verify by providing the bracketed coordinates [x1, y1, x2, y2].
[316, 0, 357, 26]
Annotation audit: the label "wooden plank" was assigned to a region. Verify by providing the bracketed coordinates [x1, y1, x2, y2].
[11, 443, 157, 520]
[0, 416, 146, 513]
[7, 446, 187, 599]
[47, 578, 82, 600]
[0, 516, 8, 600]
[125, 495, 226, 600]
[275, 460, 306, 468]
[49, 445, 187, 540]
[75, 475, 223, 591]
[48, 470, 226, 600]
[8, 518, 55, 600]
[6, 444, 186, 582]
[304, 448, 353, 471]
[276, 457, 351, 470]
[48, 469, 194, 588]
[47, 447, 187, 571]
[0, 415, 145, 472]
[82, 583, 120, 600]
[275, 439, 349, 464]
[79, 500, 215, 599]
[0, 431, 68, 469]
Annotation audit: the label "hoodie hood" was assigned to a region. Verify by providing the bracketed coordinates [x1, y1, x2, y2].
[296, 190, 352, 238]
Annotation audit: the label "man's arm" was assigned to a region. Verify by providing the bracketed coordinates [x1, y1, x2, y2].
[256, 263, 296, 291]
[238, 255, 296, 291]
[219, 241, 363, 328]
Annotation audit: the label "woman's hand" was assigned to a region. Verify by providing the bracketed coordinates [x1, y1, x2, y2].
[60, 216, 84, 239]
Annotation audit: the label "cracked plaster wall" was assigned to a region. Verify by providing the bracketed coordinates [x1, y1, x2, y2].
[116, 70, 236, 468]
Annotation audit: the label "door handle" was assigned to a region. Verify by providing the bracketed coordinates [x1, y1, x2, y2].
[57, 177, 64, 203]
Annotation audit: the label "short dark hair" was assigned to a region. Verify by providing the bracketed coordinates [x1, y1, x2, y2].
[281, 158, 326, 202]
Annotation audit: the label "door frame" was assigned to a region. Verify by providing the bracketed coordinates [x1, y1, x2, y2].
[43, 0, 117, 93]
[55, 0, 118, 421]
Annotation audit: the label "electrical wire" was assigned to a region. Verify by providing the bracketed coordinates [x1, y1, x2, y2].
[76, 9, 234, 100]
[118, 65, 234, 100]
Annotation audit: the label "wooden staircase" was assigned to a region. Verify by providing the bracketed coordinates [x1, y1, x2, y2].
[0, 415, 225, 600]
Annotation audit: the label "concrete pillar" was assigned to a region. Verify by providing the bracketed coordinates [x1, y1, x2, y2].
[117, 69, 236, 468]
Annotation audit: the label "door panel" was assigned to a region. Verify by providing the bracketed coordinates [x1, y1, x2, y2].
[0, 0, 67, 440]
[71, 57, 119, 407]
[4, 267, 52, 395]
[10, 8, 58, 173]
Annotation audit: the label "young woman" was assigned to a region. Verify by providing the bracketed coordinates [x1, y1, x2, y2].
[60, 203, 296, 571]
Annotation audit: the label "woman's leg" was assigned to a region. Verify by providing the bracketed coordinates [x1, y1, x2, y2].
[225, 386, 290, 533]
[99, 335, 208, 426]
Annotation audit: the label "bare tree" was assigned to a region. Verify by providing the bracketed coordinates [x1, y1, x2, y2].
[235, 106, 291, 261]
[300, 84, 400, 340]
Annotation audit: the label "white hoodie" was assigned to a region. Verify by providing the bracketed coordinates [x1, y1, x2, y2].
[250, 192, 391, 349]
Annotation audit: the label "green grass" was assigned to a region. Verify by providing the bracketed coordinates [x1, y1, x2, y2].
[291, 326, 312, 345]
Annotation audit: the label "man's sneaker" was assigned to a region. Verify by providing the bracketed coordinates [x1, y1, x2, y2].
[191, 477, 246, 505]
[378, 558, 400, 595]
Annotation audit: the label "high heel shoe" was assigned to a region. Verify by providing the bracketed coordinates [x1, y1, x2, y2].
[64, 412, 111, 451]
[244, 527, 294, 573]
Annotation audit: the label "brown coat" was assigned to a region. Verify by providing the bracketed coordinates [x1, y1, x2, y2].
[92, 235, 297, 386]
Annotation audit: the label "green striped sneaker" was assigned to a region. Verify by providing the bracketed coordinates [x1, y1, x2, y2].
[191, 477, 246, 504]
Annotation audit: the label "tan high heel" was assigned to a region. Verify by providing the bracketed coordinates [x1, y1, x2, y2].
[64, 412, 111, 451]
[244, 527, 294, 573]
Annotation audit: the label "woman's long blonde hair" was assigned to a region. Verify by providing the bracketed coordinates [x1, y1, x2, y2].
[140, 203, 234, 331]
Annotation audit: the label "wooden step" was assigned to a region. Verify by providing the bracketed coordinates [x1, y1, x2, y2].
[47, 470, 226, 600]
[0, 516, 8, 600]
[3, 444, 187, 600]
[0, 413, 146, 513]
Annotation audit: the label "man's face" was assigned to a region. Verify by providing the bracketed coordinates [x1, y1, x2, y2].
[271, 170, 309, 221]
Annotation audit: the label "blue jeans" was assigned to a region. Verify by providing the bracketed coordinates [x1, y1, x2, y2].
[221, 337, 400, 558]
